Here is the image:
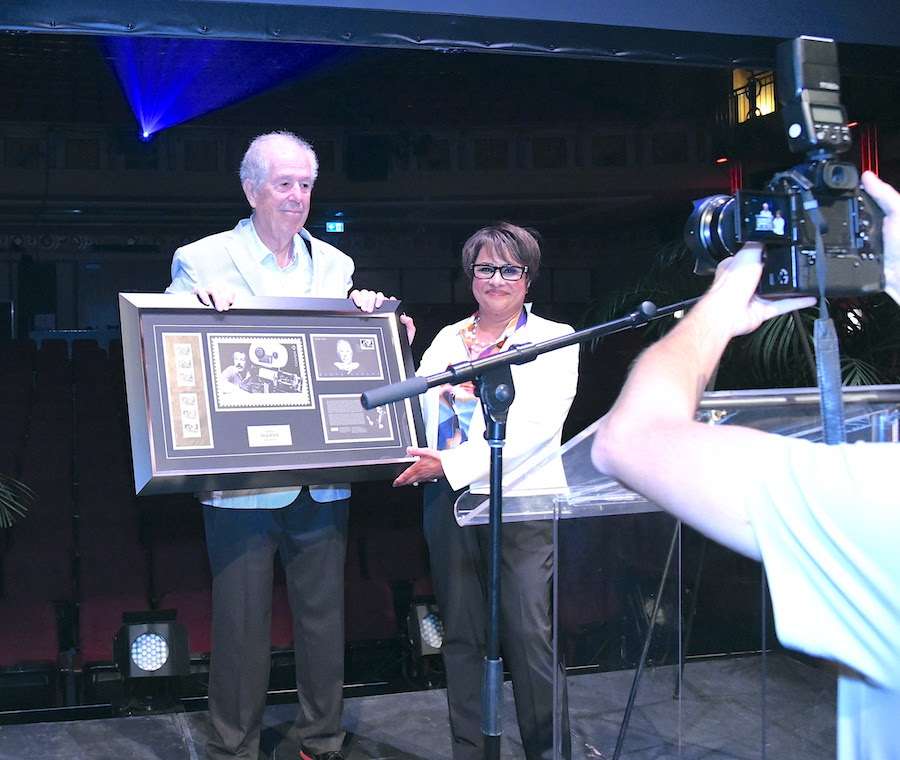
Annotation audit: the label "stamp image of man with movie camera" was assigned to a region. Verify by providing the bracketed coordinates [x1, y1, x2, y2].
[245, 340, 305, 393]
[210, 334, 314, 410]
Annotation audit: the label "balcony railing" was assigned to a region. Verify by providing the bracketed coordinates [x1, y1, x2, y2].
[729, 72, 777, 126]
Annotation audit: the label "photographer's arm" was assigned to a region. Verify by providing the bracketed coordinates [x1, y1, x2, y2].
[591, 245, 814, 559]
[592, 173, 899, 560]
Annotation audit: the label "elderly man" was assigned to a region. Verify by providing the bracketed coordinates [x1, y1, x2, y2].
[591, 171, 900, 759]
[167, 131, 409, 760]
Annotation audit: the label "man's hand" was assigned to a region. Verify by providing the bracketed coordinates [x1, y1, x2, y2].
[349, 289, 387, 312]
[392, 447, 444, 487]
[193, 285, 236, 312]
[350, 290, 416, 344]
[704, 243, 816, 339]
[399, 313, 416, 345]
[861, 171, 900, 306]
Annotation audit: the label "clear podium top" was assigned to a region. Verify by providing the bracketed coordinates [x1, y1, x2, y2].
[455, 385, 900, 526]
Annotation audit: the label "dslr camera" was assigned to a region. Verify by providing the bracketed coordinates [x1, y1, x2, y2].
[685, 36, 884, 297]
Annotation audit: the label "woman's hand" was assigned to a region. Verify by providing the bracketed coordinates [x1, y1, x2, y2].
[393, 447, 444, 487]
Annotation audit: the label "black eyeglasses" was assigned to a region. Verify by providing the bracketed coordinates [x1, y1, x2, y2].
[470, 264, 529, 281]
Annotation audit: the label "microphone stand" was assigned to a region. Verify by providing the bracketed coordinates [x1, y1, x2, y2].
[477, 363, 515, 760]
[361, 296, 699, 760]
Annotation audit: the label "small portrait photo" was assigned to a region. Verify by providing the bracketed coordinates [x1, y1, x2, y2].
[219, 349, 254, 395]
[311, 333, 385, 382]
[209, 333, 314, 411]
[334, 338, 360, 374]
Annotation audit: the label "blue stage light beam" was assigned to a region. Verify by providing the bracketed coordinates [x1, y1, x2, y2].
[102, 37, 349, 139]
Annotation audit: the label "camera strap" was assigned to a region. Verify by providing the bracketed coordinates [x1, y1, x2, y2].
[803, 190, 846, 445]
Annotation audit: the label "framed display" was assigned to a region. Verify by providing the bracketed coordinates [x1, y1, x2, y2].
[119, 293, 424, 495]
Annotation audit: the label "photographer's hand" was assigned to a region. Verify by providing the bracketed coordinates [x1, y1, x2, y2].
[592, 242, 813, 559]
[706, 244, 816, 338]
[861, 171, 900, 306]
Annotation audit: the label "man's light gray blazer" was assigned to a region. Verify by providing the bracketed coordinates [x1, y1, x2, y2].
[166, 218, 354, 505]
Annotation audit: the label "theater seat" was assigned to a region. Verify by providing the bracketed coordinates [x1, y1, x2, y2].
[271, 583, 293, 649]
[78, 591, 153, 665]
[151, 540, 212, 656]
[0, 597, 60, 667]
[156, 587, 212, 655]
[362, 527, 429, 583]
[344, 577, 398, 642]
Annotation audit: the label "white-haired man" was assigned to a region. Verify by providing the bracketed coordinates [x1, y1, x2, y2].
[167, 131, 411, 760]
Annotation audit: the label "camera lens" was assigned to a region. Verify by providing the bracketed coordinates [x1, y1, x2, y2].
[683, 194, 739, 275]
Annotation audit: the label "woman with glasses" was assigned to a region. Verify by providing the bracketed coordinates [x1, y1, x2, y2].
[394, 222, 578, 760]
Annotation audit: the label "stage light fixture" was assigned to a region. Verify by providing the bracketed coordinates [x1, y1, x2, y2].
[407, 598, 443, 657]
[113, 610, 190, 715]
[114, 610, 189, 680]
[130, 632, 169, 671]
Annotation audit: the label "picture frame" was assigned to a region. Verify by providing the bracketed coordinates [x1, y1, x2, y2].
[119, 293, 424, 495]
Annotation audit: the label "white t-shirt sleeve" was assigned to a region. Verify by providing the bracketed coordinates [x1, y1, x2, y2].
[746, 438, 900, 691]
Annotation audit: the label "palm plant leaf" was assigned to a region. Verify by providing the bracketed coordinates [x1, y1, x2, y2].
[840, 356, 886, 387]
[0, 476, 35, 529]
[583, 238, 900, 392]
[743, 310, 816, 388]
[581, 240, 704, 351]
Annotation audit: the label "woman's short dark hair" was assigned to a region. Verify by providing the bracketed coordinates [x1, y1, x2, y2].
[461, 222, 541, 285]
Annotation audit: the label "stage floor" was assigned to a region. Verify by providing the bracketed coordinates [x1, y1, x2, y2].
[0, 654, 836, 759]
